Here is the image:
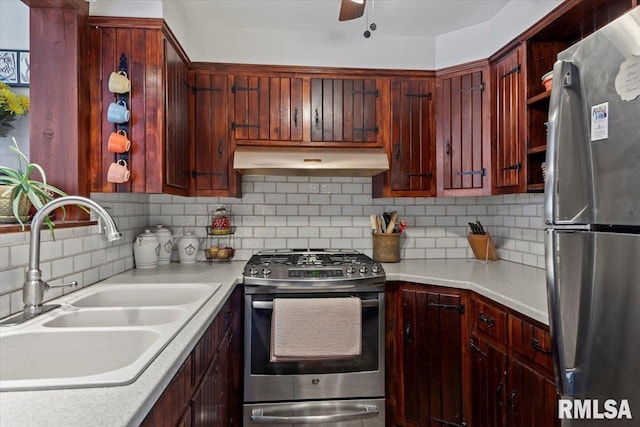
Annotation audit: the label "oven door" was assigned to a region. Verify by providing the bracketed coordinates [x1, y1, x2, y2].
[244, 291, 385, 403]
[243, 398, 385, 426]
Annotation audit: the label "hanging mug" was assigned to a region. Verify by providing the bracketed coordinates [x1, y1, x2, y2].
[107, 159, 130, 183]
[107, 129, 131, 153]
[107, 100, 130, 123]
[108, 70, 131, 94]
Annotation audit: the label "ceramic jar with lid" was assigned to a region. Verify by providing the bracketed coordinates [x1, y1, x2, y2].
[133, 229, 160, 269]
[211, 205, 233, 235]
[152, 224, 173, 265]
[177, 232, 201, 264]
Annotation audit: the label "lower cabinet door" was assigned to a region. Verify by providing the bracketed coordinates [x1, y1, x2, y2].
[507, 357, 559, 427]
[470, 333, 507, 427]
[400, 287, 465, 426]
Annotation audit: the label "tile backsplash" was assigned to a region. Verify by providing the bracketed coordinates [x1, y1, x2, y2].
[0, 176, 544, 318]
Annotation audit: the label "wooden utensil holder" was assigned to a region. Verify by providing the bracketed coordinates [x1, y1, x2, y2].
[467, 232, 498, 261]
[372, 233, 400, 262]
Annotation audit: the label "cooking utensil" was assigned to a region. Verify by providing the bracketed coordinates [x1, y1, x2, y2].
[386, 211, 398, 234]
[468, 222, 479, 234]
[476, 221, 485, 235]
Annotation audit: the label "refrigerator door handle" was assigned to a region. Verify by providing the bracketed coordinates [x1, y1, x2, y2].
[545, 229, 571, 395]
[544, 60, 574, 225]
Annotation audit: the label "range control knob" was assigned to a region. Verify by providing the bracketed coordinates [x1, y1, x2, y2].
[249, 266, 259, 276]
[371, 265, 381, 274]
[262, 267, 271, 276]
[359, 266, 368, 274]
[346, 266, 355, 275]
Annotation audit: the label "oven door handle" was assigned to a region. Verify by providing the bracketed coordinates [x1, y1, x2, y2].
[250, 404, 379, 424]
[252, 299, 379, 309]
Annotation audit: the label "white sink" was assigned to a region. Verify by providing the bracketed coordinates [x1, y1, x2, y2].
[70, 286, 211, 307]
[0, 282, 221, 391]
[43, 307, 187, 328]
[0, 330, 160, 382]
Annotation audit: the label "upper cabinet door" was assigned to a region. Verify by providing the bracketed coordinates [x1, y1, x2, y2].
[436, 64, 491, 196]
[310, 78, 381, 144]
[231, 75, 303, 143]
[492, 46, 525, 194]
[388, 77, 436, 196]
[192, 72, 240, 197]
[164, 40, 190, 194]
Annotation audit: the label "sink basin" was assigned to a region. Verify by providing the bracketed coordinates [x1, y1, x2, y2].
[0, 330, 159, 382]
[0, 282, 221, 391]
[70, 284, 211, 307]
[43, 307, 187, 328]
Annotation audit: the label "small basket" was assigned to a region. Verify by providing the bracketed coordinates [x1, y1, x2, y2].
[467, 232, 498, 261]
[372, 233, 401, 263]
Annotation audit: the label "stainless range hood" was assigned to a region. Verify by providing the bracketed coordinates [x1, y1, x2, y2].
[233, 146, 389, 177]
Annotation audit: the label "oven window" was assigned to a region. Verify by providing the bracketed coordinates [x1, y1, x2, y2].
[249, 293, 380, 375]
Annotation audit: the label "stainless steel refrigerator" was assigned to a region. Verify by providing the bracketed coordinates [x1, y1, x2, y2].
[545, 7, 640, 425]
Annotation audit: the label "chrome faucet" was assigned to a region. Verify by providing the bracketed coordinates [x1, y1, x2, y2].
[22, 196, 122, 317]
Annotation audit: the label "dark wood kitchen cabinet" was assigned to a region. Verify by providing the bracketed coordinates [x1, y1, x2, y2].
[141, 285, 242, 427]
[392, 283, 468, 427]
[374, 77, 436, 197]
[191, 71, 240, 197]
[491, 44, 526, 194]
[468, 294, 559, 427]
[436, 62, 492, 196]
[88, 18, 192, 195]
[470, 332, 508, 427]
[310, 77, 382, 144]
[230, 75, 303, 143]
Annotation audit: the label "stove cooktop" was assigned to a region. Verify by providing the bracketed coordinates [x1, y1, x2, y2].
[242, 249, 386, 289]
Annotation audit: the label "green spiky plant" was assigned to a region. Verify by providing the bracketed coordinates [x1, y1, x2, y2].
[0, 137, 68, 232]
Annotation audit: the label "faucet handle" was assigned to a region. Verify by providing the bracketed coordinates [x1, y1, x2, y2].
[46, 281, 78, 290]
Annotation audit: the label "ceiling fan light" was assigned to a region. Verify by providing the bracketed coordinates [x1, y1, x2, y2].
[351, 0, 365, 4]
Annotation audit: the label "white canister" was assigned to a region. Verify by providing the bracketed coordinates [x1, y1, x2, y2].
[177, 232, 201, 264]
[153, 224, 173, 265]
[133, 229, 160, 269]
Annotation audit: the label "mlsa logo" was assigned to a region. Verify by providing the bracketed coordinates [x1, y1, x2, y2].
[559, 399, 633, 420]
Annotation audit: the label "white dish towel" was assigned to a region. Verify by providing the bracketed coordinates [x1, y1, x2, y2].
[270, 297, 362, 362]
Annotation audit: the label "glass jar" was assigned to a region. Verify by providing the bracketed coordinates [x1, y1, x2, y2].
[210, 205, 233, 235]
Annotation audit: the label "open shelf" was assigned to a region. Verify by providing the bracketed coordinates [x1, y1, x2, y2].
[527, 145, 547, 154]
[526, 91, 551, 105]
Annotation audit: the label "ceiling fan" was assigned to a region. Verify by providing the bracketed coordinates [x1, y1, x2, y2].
[338, 0, 366, 21]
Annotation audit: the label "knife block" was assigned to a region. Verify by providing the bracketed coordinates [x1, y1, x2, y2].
[467, 232, 498, 261]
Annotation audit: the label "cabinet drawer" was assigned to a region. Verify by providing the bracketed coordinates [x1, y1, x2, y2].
[471, 298, 507, 343]
[509, 315, 554, 373]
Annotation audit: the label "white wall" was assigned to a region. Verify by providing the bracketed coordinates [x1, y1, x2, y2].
[0, 0, 30, 168]
[86, 0, 562, 69]
[435, 0, 563, 68]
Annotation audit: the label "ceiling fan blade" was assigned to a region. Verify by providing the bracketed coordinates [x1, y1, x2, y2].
[339, 0, 366, 21]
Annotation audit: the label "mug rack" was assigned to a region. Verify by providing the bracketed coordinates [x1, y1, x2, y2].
[114, 53, 129, 165]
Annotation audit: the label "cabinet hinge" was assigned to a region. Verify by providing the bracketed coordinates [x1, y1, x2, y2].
[352, 126, 379, 134]
[351, 89, 379, 97]
[501, 162, 522, 171]
[405, 92, 432, 99]
[191, 171, 223, 177]
[428, 302, 465, 314]
[457, 168, 486, 177]
[192, 86, 222, 93]
[469, 339, 488, 358]
[231, 122, 260, 130]
[431, 418, 467, 427]
[501, 64, 521, 79]
[406, 173, 433, 178]
[232, 85, 260, 93]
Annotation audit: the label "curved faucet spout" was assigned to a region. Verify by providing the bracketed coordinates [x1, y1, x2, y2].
[24, 196, 123, 315]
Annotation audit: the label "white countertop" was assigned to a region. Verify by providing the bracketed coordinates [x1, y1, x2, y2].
[0, 258, 548, 427]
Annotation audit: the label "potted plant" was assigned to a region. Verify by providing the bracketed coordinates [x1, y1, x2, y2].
[0, 82, 29, 137]
[0, 138, 68, 231]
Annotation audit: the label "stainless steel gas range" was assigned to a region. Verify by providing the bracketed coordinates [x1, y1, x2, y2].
[243, 249, 386, 426]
